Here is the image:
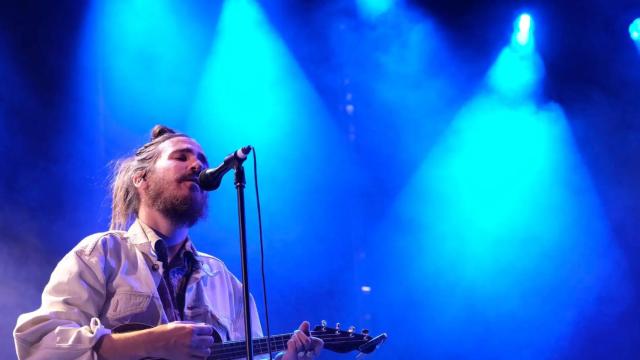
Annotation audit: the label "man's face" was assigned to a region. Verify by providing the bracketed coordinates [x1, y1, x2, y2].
[141, 136, 210, 227]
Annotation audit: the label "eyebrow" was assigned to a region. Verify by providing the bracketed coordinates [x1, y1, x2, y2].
[171, 148, 209, 167]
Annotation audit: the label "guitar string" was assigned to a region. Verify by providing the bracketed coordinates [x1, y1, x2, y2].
[210, 334, 367, 345]
[211, 335, 368, 359]
[212, 336, 366, 348]
[212, 340, 369, 360]
[211, 339, 288, 360]
[211, 333, 364, 348]
[212, 337, 366, 353]
[211, 334, 366, 350]
[214, 340, 366, 354]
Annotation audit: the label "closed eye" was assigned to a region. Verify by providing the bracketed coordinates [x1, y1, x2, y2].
[169, 148, 208, 167]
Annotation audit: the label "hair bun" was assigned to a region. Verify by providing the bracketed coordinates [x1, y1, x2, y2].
[150, 125, 177, 140]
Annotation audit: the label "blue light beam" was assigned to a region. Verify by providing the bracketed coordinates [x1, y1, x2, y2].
[187, 0, 356, 290]
[368, 13, 629, 357]
[75, 0, 212, 132]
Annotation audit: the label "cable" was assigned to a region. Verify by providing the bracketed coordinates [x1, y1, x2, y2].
[252, 148, 273, 360]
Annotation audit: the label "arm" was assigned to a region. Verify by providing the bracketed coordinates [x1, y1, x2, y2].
[14, 235, 215, 360]
[14, 236, 111, 360]
[95, 322, 215, 360]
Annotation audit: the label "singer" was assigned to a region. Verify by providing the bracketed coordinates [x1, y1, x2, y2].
[13, 125, 323, 360]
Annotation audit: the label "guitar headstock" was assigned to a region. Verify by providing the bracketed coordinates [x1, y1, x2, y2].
[311, 321, 387, 355]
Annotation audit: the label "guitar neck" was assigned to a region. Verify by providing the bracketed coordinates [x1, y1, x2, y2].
[113, 321, 383, 359]
[209, 333, 293, 360]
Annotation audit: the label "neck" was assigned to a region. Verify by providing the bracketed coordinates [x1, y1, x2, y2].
[138, 205, 189, 259]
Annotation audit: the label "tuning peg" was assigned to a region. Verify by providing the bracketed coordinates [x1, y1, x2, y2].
[321, 320, 327, 329]
[362, 329, 370, 336]
[335, 322, 341, 333]
[348, 326, 356, 335]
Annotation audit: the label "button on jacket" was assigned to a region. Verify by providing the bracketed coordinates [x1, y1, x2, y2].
[13, 220, 263, 360]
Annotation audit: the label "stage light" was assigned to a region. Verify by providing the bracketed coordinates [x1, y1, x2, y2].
[356, 0, 395, 19]
[630, 18, 640, 42]
[512, 13, 534, 48]
[489, 12, 542, 98]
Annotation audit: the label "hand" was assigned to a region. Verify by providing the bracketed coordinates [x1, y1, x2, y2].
[280, 321, 323, 360]
[148, 321, 215, 360]
[96, 321, 215, 360]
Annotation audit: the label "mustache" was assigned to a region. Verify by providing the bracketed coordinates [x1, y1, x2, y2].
[178, 174, 202, 187]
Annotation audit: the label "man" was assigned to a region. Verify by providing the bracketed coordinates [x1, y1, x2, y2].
[14, 125, 323, 359]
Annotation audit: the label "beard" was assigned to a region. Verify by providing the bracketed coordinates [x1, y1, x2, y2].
[145, 171, 208, 227]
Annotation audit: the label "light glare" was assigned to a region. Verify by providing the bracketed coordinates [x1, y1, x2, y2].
[630, 18, 640, 41]
[513, 13, 534, 47]
[356, 0, 395, 19]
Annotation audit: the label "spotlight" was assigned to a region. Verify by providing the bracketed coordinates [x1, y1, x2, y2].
[356, 0, 394, 19]
[630, 18, 640, 42]
[513, 13, 534, 46]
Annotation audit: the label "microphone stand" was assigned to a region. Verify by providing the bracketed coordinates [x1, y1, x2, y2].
[234, 165, 253, 359]
[199, 146, 255, 359]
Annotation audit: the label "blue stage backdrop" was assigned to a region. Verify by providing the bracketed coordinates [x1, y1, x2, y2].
[1, 0, 639, 359]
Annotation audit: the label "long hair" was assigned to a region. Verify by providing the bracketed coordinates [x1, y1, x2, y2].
[109, 125, 188, 230]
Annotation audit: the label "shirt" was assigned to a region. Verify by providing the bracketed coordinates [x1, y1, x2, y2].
[13, 220, 263, 360]
[157, 239, 196, 322]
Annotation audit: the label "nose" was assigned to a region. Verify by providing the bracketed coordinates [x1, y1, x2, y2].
[190, 159, 205, 174]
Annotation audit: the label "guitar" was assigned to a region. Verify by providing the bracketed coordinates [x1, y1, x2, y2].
[113, 320, 387, 360]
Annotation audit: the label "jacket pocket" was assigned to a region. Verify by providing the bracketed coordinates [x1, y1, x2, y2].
[106, 291, 152, 320]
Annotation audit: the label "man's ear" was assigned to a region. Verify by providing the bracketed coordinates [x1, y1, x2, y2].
[132, 170, 146, 188]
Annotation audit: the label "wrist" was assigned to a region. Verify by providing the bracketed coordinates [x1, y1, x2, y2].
[95, 329, 154, 360]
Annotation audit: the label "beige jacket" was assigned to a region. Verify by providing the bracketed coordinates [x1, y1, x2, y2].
[14, 220, 263, 360]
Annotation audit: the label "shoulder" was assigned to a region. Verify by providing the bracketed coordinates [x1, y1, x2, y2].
[73, 230, 128, 257]
[196, 251, 229, 271]
[195, 251, 240, 279]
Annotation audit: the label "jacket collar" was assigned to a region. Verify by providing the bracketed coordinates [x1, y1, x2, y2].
[127, 219, 200, 261]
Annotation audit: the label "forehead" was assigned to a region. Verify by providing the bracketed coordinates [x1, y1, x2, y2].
[157, 136, 205, 157]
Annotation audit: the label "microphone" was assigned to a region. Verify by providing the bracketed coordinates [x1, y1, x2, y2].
[199, 146, 252, 191]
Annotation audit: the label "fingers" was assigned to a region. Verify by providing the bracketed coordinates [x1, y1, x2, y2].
[190, 324, 215, 358]
[309, 336, 324, 357]
[298, 321, 310, 334]
[286, 323, 324, 359]
[287, 330, 304, 352]
[192, 324, 214, 336]
[296, 329, 312, 349]
[189, 334, 214, 358]
[192, 334, 215, 348]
